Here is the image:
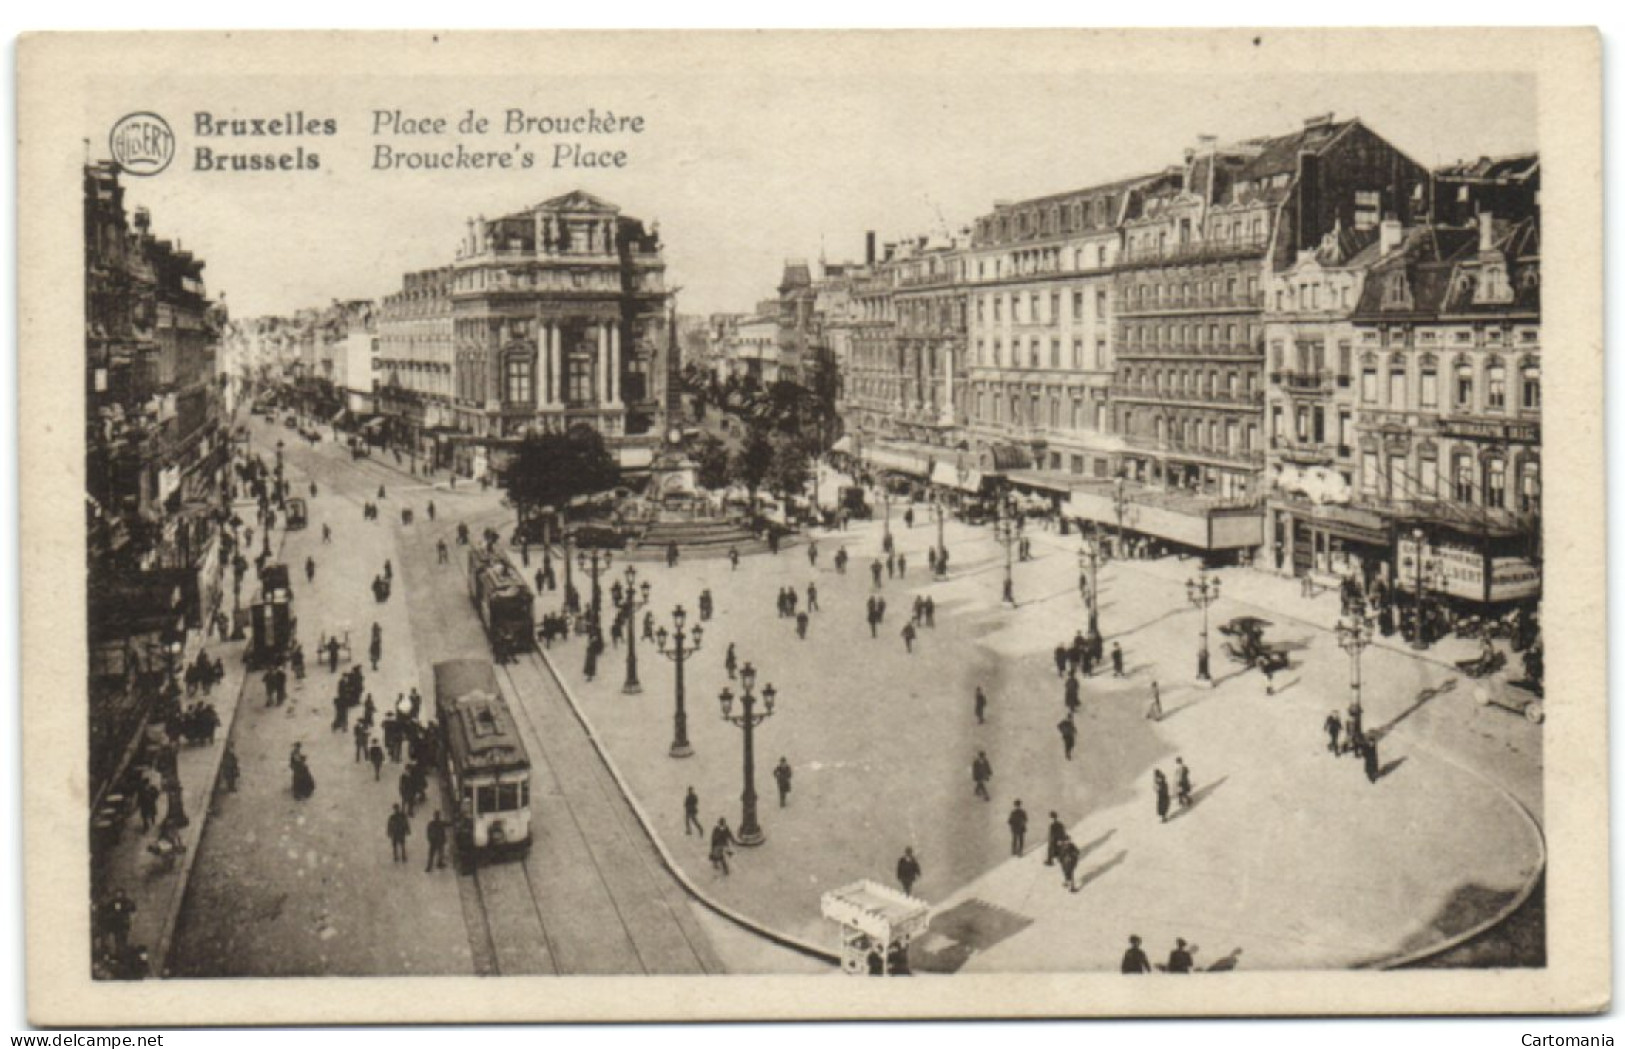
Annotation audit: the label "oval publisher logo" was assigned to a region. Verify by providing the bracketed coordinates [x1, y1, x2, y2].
[109, 112, 175, 176]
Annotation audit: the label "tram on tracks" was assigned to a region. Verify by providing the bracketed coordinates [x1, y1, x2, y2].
[466, 545, 535, 661]
[433, 659, 533, 868]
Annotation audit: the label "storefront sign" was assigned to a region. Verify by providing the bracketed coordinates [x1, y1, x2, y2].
[1396, 536, 1505, 602]
[1440, 419, 1539, 444]
[1488, 556, 1541, 602]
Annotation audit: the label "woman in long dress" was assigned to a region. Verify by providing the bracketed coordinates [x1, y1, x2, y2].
[1154, 770, 1170, 823]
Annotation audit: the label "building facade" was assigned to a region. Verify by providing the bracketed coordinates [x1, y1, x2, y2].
[377, 267, 454, 464]
[965, 179, 1136, 481]
[448, 190, 670, 475]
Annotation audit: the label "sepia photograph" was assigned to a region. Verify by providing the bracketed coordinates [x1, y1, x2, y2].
[16, 26, 1607, 1025]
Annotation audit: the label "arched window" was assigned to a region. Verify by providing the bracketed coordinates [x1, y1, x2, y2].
[1520, 459, 1541, 511]
[1487, 359, 1508, 410]
[1485, 457, 1507, 509]
[1522, 361, 1541, 409]
[1453, 455, 1475, 503]
[1455, 359, 1475, 408]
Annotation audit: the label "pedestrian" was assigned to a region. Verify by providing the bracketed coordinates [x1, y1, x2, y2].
[305, 556, 316, 584]
[972, 750, 993, 801]
[796, 611, 809, 640]
[683, 787, 703, 836]
[773, 757, 792, 807]
[1064, 672, 1080, 715]
[425, 811, 448, 871]
[1364, 734, 1381, 784]
[667, 541, 680, 568]
[326, 636, 340, 674]
[135, 779, 158, 829]
[1347, 704, 1364, 753]
[923, 595, 935, 627]
[886, 552, 896, 578]
[896, 847, 922, 896]
[1053, 644, 1068, 679]
[806, 582, 818, 612]
[1166, 938, 1196, 973]
[399, 768, 418, 817]
[1058, 836, 1081, 891]
[898, 553, 907, 577]
[928, 547, 939, 576]
[901, 622, 916, 653]
[368, 737, 385, 781]
[1324, 710, 1343, 756]
[1122, 935, 1153, 973]
[438, 539, 449, 564]
[221, 742, 239, 793]
[1045, 811, 1067, 865]
[1007, 799, 1027, 854]
[1262, 656, 1278, 695]
[643, 611, 655, 642]
[1154, 769, 1171, 823]
[974, 685, 987, 725]
[709, 818, 737, 876]
[1058, 714, 1078, 761]
[871, 559, 883, 588]
[290, 749, 315, 800]
[725, 643, 737, 680]
[1175, 757, 1193, 809]
[1146, 680, 1163, 722]
[387, 803, 411, 863]
[808, 541, 818, 568]
[729, 546, 740, 571]
[354, 720, 368, 763]
[322, 523, 332, 544]
[1111, 642, 1125, 677]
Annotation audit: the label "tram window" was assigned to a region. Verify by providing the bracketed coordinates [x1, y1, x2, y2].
[477, 785, 499, 814]
[520, 781, 530, 807]
[497, 784, 521, 811]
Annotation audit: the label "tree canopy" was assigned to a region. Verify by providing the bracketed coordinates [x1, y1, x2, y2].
[503, 426, 618, 521]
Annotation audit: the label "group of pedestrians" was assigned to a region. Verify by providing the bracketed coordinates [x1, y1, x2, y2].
[1151, 757, 1195, 823]
[1323, 705, 1384, 784]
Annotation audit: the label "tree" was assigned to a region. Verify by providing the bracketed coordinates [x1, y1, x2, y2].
[503, 426, 618, 537]
[730, 420, 775, 503]
[766, 433, 812, 502]
[694, 433, 730, 490]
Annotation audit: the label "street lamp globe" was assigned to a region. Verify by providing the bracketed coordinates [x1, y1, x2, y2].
[762, 683, 777, 714]
[672, 604, 687, 631]
[692, 624, 704, 647]
[739, 662, 757, 692]
[640, 580, 652, 602]
[657, 626, 669, 650]
[718, 686, 734, 718]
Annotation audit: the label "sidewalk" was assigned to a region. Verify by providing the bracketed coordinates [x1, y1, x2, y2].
[96, 516, 288, 977]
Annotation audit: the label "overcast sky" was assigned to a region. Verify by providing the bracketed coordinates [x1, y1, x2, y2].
[96, 63, 1535, 319]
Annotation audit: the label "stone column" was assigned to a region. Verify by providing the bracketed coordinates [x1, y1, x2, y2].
[596, 323, 610, 405]
[548, 322, 561, 407]
[941, 344, 955, 425]
[609, 323, 622, 407]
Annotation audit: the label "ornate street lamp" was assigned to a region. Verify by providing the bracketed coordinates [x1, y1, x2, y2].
[1186, 572, 1222, 682]
[718, 662, 777, 846]
[932, 497, 948, 576]
[1335, 613, 1374, 718]
[1410, 526, 1429, 650]
[655, 604, 703, 758]
[993, 497, 1018, 606]
[576, 546, 613, 630]
[1079, 531, 1102, 651]
[615, 565, 652, 695]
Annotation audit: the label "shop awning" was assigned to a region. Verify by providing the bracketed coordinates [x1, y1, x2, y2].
[988, 443, 1032, 471]
[1065, 483, 1264, 551]
[864, 446, 931, 477]
[929, 461, 985, 493]
[1004, 469, 1077, 496]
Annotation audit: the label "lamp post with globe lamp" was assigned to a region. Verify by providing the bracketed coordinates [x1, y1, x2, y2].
[717, 662, 777, 846]
[655, 604, 703, 757]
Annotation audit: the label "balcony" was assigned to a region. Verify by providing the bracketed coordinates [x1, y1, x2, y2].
[1117, 292, 1266, 316]
[1109, 384, 1266, 409]
[1119, 235, 1271, 266]
[1267, 370, 1336, 392]
[1116, 343, 1262, 361]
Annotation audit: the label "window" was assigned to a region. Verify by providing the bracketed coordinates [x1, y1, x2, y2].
[1030, 292, 1041, 319]
[497, 354, 535, 404]
[1355, 190, 1381, 231]
[1362, 364, 1378, 403]
[1418, 456, 1438, 498]
[1095, 339, 1107, 369]
[1338, 341, 1353, 381]
[994, 297, 1002, 322]
[1361, 451, 1379, 493]
[977, 297, 986, 323]
[567, 354, 594, 404]
[1389, 363, 1406, 407]
[1029, 338, 1041, 369]
[1072, 338, 1083, 369]
[1050, 338, 1061, 368]
[1523, 364, 1541, 409]
[1487, 362, 1507, 410]
[1454, 457, 1475, 503]
[1270, 341, 1284, 371]
[992, 339, 1002, 367]
[1073, 290, 1084, 320]
[1520, 460, 1540, 511]
[1420, 362, 1438, 408]
[1485, 458, 1507, 509]
[1051, 292, 1061, 322]
[1455, 363, 1474, 408]
[1050, 397, 1061, 428]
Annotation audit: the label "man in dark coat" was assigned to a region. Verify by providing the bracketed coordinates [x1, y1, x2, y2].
[1364, 735, 1381, 784]
[974, 685, 988, 725]
[1324, 711, 1343, 756]
[1166, 938, 1196, 973]
[387, 804, 410, 863]
[1064, 673, 1081, 715]
[896, 847, 921, 896]
[1053, 644, 1069, 678]
[709, 818, 738, 876]
[1058, 836, 1081, 891]
[1045, 811, 1067, 865]
[683, 787, 703, 836]
[425, 811, 448, 872]
[1121, 935, 1153, 973]
[1007, 799, 1028, 855]
[1111, 642, 1125, 677]
[773, 757, 793, 807]
[1058, 715, 1078, 761]
[972, 751, 993, 801]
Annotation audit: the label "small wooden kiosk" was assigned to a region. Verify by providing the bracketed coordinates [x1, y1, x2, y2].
[820, 879, 931, 976]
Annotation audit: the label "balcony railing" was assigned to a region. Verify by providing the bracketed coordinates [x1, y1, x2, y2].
[1267, 370, 1335, 391]
[1117, 292, 1266, 315]
[1119, 235, 1271, 266]
[1109, 384, 1265, 408]
[1116, 343, 1262, 361]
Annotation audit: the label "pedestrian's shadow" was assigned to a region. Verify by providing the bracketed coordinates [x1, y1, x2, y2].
[1073, 828, 1116, 866]
[1270, 677, 1301, 697]
[1166, 775, 1229, 821]
[1072, 849, 1127, 892]
[1159, 688, 1218, 721]
[1372, 680, 1457, 738]
[1376, 756, 1408, 781]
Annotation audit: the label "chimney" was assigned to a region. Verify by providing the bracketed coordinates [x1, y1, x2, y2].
[1478, 211, 1496, 253]
[1379, 217, 1403, 255]
[865, 230, 876, 265]
[1303, 111, 1335, 129]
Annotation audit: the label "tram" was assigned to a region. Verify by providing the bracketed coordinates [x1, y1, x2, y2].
[433, 659, 533, 867]
[466, 546, 535, 661]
